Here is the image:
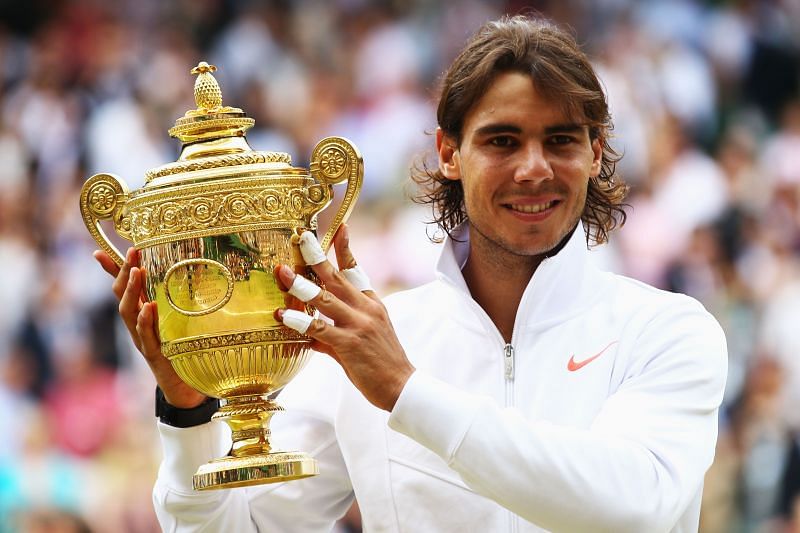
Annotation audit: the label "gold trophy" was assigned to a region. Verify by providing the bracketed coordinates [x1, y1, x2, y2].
[79, 62, 362, 490]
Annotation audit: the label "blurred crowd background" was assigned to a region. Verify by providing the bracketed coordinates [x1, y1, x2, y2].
[0, 0, 798, 531]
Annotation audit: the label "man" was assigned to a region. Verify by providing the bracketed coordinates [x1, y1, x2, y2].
[96, 15, 727, 532]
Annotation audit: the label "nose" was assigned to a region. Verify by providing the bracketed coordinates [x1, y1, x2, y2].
[513, 142, 554, 184]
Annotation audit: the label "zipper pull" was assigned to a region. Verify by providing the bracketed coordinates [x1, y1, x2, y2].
[504, 343, 515, 380]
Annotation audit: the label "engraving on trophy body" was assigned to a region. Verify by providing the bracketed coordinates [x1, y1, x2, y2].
[164, 258, 234, 315]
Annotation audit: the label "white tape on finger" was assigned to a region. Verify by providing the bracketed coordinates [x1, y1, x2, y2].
[288, 274, 321, 302]
[282, 309, 314, 334]
[342, 265, 373, 292]
[298, 232, 327, 265]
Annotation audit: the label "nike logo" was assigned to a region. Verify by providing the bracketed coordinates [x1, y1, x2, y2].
[567, 341, 618, 372]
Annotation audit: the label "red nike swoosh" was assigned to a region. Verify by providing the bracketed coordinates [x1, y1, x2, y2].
[567, 341, 618, 372]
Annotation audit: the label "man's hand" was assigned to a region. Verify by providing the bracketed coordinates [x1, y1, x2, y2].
[93, 247, 206, 409]
[274, 226, 415, 412]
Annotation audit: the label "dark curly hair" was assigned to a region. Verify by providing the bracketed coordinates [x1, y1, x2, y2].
[412, 15, 628, 246]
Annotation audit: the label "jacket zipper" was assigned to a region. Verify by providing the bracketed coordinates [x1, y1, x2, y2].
[503, 343, 518, 533]
[503, 343, 515, 404]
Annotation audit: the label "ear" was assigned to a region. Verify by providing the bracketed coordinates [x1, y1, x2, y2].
[589, 137, 603, 178]
[436, 127, 461, 181]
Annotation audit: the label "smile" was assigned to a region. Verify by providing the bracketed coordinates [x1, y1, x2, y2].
[508, 201, 556, 214]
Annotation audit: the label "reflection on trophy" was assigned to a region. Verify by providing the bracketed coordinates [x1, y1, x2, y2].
[79, 62, 362, 490]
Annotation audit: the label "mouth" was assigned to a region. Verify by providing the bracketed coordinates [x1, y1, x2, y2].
[506, 200, 558, 214]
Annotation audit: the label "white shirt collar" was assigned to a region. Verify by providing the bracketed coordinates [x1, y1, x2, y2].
[435, 222, 601, 330]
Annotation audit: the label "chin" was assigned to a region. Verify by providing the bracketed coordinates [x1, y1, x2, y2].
[506, 225, 578, 258]
[497, 237, 559, 258]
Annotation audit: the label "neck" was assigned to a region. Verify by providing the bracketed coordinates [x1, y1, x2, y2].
[461, 234, 541, 344]
[461, 223, 577, 343]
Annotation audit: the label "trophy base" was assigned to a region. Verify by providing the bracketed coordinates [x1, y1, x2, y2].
[193, 451, 318, 490]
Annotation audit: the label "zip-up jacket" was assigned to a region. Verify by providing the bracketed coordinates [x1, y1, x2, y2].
[154, 224, 728, 532]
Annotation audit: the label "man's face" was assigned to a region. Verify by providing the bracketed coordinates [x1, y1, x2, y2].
[437, 71, 602, 262]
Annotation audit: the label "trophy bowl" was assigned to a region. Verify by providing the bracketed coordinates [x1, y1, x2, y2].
[79, 62, 362, 490]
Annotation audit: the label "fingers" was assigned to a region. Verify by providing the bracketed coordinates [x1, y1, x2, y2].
[119, 266, 144, 318]
[95, 248, 205, 409]
[135, 302, 206, 408]
[111, 247, 141, 301]
[331, 225, 375, 293]
[276, 308, 348, 347]
[276, 265, 352, 320]
[279, 309, 314, 334]
[136, 302, 163, 361]
[93, 250, 121, 278]
[277, 231, 379, 348]
[283, 291, 307, 312]
[297, 231, 327, 266]
[341, 265, 374, 293]
[333, 225, 376, 296]
[119, 265, 145, 348]
[296, 231, 344, 288]
[333, 225, 357, 270]
[296, 230, 365, 303]
[287, 273, 321, 302]
[96, 247, 146, 342]
[276, 309, 346, 374]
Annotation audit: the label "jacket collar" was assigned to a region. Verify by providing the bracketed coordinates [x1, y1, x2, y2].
[435, 222, 602, 330]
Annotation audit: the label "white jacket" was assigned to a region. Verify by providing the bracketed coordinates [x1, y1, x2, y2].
[154, 224, 727, 532]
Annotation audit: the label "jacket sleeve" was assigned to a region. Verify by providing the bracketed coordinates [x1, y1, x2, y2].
[153, 355, 354, 532]
[387, 302, 727, 533]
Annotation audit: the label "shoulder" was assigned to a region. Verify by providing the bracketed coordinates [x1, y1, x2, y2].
[604, 272, 721, 331]
[601, 273, 727, 387]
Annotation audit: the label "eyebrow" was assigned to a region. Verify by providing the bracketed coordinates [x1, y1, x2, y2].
[544, 123, 587, 135]
[473, 123, 522, 136]
[473, 122, 587, 136]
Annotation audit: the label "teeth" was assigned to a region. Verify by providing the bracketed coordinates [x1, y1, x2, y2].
[509, 201, 555, 213]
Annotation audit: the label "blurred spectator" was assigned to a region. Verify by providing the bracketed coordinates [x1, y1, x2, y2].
[760, 276, 800, 431]
[43, 336, 123, 458]
[649, 115, 729, 256]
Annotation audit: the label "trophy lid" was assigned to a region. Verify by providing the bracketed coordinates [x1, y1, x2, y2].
[167, 62, 254, 143]
[143, 61, 293, 187]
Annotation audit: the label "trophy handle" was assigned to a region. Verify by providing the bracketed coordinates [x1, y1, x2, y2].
[309, 137, 363, 253]
[79, 173, 133, 267]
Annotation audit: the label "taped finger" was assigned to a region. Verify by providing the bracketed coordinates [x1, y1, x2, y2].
[281, 309, 315, 334]
[341, 265, 373, 292]
[287, 274, 321, 302]
[298, 231, 327, 266]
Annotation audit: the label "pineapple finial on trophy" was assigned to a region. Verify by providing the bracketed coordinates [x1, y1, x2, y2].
[168, 60, 252, 144]
[191, 61, 223, 111]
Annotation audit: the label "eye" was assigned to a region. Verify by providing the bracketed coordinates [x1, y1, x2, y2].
[548, 135, 575, 145]
[489, 135, 517, 147]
